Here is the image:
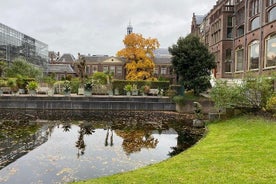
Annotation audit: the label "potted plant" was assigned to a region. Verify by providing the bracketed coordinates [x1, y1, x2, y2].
[7, 78, 18, 95]
[84, 79, 93, 96]
[16, 75, 26, 94]
[132, 84, 138, 96]
[0, 79, 7, 95]
[27, 81, 38, 95]
[141, 85, 150, 96]
[124, 84, 132, 96]
[63, 80, 71, 96]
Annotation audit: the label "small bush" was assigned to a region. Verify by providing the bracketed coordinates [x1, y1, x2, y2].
[266, 95, 276, 111]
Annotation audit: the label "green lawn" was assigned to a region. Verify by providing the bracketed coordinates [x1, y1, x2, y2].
[74, 116, 276, 184]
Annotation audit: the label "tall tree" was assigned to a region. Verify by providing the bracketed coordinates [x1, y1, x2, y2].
[5, 57, 42, 79]
[0, 61, 7, 77]
[117, 33, 160, 80]
[169, 34, 216, 95]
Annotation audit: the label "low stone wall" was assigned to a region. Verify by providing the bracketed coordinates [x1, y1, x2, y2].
[175, 99, 215, 114]
[0, 95, 175, 112]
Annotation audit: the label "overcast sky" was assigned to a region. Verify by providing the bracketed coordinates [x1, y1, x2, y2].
[0, 0, 215, 57]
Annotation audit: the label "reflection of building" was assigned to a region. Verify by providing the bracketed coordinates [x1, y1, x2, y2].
[0, 22, 48, 69]
[0, 122, 48, 169]
[191, 0, 276, 79]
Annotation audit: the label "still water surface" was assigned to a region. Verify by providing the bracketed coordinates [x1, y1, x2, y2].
[0, 120, 194, 183]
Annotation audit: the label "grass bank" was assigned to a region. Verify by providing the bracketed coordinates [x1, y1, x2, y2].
[75, 116, 276, 184]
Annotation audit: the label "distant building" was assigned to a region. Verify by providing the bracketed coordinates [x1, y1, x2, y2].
[191, 0, 276, 79]
[0, 22, 48, 69]
[48, 24, 175, 82]
[153, 48, 175, 83]
[76, 55, 126, 80]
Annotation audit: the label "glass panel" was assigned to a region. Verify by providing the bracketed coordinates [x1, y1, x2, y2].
[248, 41, 259, 70]
[235, 48, 244, 71]
[237, 26, 244, 37]
[265, 35, 276, 67]
[269, 7, 276, 22]
[225, 49, 232, 72]
[251, 17, 260, 30]
[116, 66, 122, 75]
[110, 66, 115, 74]
[103, 66, 108, 72]
[227, 16, 233, 27]
[227, 28, 233, 38]
[161, 67, 167, 75]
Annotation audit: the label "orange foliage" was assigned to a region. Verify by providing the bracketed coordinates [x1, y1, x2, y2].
[117, 33, 160, 80]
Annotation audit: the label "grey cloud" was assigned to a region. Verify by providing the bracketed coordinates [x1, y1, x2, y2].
[0, 0, 215, 56]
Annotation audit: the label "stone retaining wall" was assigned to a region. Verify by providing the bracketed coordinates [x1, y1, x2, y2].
[0, 95, 175, 111]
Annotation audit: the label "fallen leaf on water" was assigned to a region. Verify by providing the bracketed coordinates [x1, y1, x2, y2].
[56, 168, 73, 176]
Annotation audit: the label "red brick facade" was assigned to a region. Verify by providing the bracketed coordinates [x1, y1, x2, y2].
[192, 0, 276, 79]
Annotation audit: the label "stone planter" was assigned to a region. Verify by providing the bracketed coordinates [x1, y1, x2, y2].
[64, 91, 71, 96]
[132, 90, 138, 96]
[126, 91, 131, 96]
[114, 88, 119, 95]
[84, 90, 92, 96]
[29, 90, 36, 96]
[47, 89, 54, 96]
[78, 88, 84, 95]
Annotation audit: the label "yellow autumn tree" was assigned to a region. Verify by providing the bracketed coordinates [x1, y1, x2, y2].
[117, 33, 160, 80]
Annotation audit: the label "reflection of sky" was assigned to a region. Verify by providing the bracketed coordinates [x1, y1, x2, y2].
[267, 38, 276, 60]
[0, 124, 178, 184]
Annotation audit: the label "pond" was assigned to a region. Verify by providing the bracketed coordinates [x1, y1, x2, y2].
[0, 118, 204, 183]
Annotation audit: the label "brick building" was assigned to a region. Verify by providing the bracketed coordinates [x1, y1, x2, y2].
[191, 0, 276, 79]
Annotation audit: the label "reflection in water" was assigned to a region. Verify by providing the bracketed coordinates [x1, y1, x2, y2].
[76, 122, 95, 158]
[0, 119, 204, 183]
[0, 121, 48, 170]
[116, 130, 159, 156]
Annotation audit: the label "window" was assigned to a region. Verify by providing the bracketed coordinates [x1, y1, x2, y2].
[248, 40, 260, 70]
[227, 28, 233, 38]
[265, 34, 276, 68]
[85, 65, 90, 75]
[161, 67, 167, 75]
[225, 49, 232, 72]
[237, 26, 244, 37]
[268, 7, 276, 22]
[250, 0, 260, 16]
[250, 16, 260, 30]
[110, 66, 115, 75]
[227, 16, 233, 27]
[92, 65, 98, 73]
[103, 66, 108, 72]
[235, 47, 244, 71]
[154, 67, 159, 74]
[268, 0, 276, 6]
[116, 66, 122, 75]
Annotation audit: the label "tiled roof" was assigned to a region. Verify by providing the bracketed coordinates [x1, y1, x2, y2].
[48, 64, 76, 74]
[195, 15, 205, 25]
[57, 53, 76, 63]
[81, 55, 109, 64]
[154, 48, 172, 57]
[154, 57, 171, 65]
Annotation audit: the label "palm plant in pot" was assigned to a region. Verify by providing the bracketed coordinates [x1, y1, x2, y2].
[27, 81, 38, 95]
[124, 84, 132, 96]
[63, 80, 71, 96]
[84, 79, 94, 96]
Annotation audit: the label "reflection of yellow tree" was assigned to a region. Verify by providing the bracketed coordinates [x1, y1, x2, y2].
[115, 130, 159, 155]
